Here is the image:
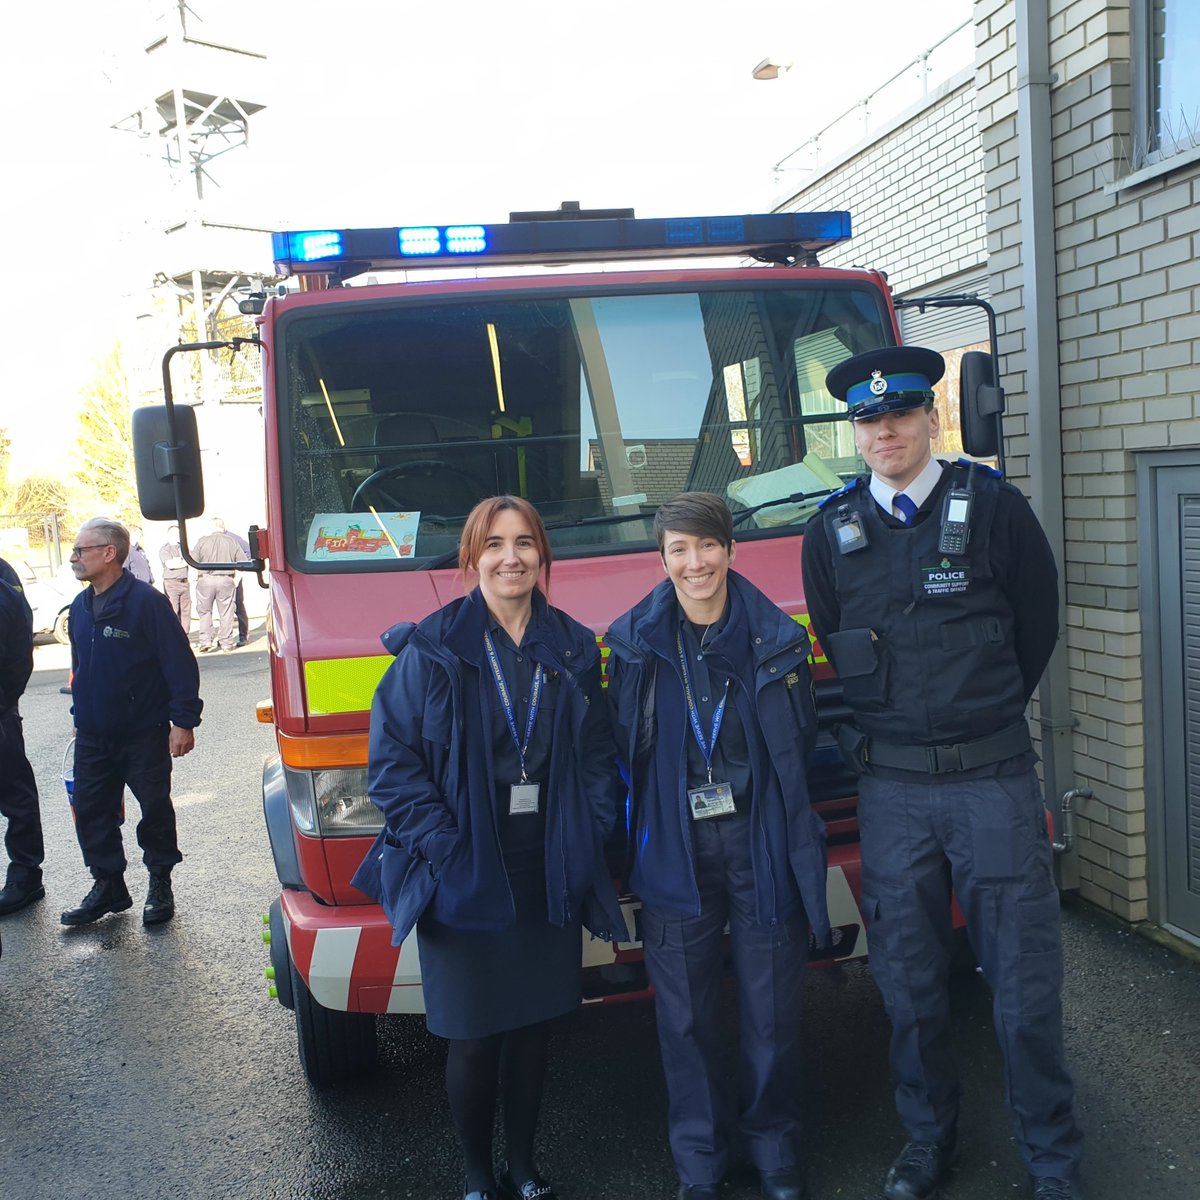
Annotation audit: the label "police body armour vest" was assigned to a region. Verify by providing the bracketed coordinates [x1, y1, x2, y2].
[822, 464, 1026, 745]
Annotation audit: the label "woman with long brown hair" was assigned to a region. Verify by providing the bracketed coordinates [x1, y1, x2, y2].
[353, 495, 626, 1200]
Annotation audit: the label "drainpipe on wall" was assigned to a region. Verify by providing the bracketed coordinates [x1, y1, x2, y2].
[1014, 0, 1079, 887]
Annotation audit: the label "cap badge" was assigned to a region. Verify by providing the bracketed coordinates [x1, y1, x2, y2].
[869, 369, 888, 396]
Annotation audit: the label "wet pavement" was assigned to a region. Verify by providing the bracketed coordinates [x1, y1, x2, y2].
[1, 639, 1197, 1199]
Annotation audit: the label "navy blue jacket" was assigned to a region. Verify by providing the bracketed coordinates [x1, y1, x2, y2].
[606, 572, 830, 941]
[69, 571, 202, 737]
[351, 587, 629, 948]
[0, 579, 33, 711]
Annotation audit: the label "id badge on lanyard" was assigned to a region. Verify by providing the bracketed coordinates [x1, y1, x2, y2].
[677, 629, 737, 820]
[484, 629, 544, 816]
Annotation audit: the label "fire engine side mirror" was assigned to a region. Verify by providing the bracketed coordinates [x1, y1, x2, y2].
[959, 351, 1005, 459]
[132, 404, 205, 521]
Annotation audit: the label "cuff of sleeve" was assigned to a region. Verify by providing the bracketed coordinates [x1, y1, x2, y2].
[423, 829, 456, 873]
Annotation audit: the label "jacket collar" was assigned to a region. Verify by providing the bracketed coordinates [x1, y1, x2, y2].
[436, 588, 575, 674]
[610, 571, 806, 667]
[84, 568, 134, 618]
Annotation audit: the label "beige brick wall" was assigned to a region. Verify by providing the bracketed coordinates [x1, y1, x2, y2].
[776, 72, 986, 293]
[976, 0, 1200, 922]
[778, 1, 1200, 925]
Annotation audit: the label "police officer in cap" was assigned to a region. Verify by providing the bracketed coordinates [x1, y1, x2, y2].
[800, 346, 1084, 1200]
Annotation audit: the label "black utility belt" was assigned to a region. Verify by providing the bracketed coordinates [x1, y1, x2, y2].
[838, 721, 1031, 775]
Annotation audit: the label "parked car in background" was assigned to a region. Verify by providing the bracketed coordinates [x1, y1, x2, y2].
[18, 560, 84, 644]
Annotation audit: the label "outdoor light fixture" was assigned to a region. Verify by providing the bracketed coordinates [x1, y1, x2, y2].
[752, 57, 792, 80]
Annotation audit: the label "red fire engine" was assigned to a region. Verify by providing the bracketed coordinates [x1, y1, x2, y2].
[131, 206, 1003, 1087]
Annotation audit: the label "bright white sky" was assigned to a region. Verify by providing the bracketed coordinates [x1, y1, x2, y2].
[0, 0, 971, 475]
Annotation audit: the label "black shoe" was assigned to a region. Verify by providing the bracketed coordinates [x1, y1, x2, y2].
[678, 1186, 721, 1200]
[883, 1139, 957, 1200]
[143, 873, 175, 925]
[60, 877, 133, 926]
[497, 1168, 558, 1200]
[1031, 1177, 1083, 1200]
[0, 878, 45, 916]
[760, 1166, 807, 1200]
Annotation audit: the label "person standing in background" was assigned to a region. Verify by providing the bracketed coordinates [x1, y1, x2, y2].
[211, 519, 253, 647]
[124, 526, 155, 586]
[159, 523, 192, 636]
[192, 518, 248, 654]
[60, 518, 201, 927]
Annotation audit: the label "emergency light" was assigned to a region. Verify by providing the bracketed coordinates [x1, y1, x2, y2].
[271, 211, 852, 277]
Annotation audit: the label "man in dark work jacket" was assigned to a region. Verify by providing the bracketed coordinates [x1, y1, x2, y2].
[61, 518, 201, 927]
[801, 346, 1084, 1200]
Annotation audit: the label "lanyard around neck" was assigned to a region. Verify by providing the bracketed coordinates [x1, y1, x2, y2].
[483, 629, 544, 782]
[675, 627, 728, 784]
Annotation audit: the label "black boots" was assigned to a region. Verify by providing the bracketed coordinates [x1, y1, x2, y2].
[60, 873, 175, 926]
[143, 873, 175, 925]
[60, 876, 134, 926]
[0, 876, 45, 916]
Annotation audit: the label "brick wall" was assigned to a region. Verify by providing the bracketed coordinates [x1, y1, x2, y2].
[777, 70, 986, 294]
[972, 0, 1200, 921]
[778, 1, 1200, 924]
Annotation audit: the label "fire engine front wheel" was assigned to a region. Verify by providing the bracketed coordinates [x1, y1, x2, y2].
[290, 961, 378, 1088]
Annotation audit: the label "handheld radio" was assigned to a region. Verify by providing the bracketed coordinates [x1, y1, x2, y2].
[937, 464, 976, 555]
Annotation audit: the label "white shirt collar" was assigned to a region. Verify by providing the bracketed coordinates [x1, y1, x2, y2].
[869, 455, 944, 516]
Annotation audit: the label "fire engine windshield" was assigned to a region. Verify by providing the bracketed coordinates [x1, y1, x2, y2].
[278, 281, 892, 569]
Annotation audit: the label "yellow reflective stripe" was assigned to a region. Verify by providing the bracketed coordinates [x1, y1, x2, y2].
[304, 614, 825, 715]
[305, 655, 391, 715]
[792, 611, 827, 664]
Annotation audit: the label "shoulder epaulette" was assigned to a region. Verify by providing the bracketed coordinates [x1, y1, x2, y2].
[817, 477, 866, 509]
[952, 457, 1003, 479]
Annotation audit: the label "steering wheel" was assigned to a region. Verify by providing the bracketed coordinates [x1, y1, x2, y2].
[352, 459, 449, 511]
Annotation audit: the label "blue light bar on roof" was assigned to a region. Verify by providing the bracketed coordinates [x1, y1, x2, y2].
[398, 226, 441, 256]
[446, 225, 488, 253]
[271, 211, 852, 276]
[271, 230, 344, 263]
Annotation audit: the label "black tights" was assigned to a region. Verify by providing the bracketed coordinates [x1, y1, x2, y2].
[445, 1020, 551, 1193]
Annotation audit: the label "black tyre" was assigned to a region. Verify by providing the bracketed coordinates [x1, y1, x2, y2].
[53, 608, 70, 645]
[290, 960, 378, 1088]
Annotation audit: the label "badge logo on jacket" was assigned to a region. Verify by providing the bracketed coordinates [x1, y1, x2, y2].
[102, 625, 132, 639]
[920, 558, 970, 596]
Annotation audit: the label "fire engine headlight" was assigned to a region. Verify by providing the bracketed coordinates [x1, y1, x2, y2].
[313, 768, 381, 835]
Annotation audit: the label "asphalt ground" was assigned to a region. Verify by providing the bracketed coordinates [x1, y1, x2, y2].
[1, 636, 1197, 1200]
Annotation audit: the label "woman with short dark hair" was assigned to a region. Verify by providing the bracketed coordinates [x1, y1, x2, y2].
[607, 491, 829, 1200]
[353, 495, 626, 1200]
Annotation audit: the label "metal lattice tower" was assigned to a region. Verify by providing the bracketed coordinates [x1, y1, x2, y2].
[114, 0, 266, 200]
[113, 1, 276, 406]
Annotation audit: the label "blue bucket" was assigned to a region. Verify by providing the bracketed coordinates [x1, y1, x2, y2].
[63, 738, 75, 808]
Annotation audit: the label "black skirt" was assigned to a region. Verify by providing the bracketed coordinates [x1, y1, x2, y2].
[416, 911, 582, 1040]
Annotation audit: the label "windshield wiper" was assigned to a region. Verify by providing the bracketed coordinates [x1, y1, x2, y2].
[543, 511, 655, 532]
[420, 548, 463, 570]
[730, 487, 834, 528]
[416, 510, 654, 570]
[418, 498, 819, 569]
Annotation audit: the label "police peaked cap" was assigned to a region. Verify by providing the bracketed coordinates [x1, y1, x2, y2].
[825, 345, 946, 420]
